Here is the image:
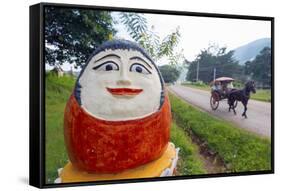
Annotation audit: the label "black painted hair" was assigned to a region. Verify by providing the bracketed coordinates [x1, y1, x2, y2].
[74, 39, 165, 109]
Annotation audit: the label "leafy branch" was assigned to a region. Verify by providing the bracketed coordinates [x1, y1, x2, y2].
[119, 12, 148, 41]
[119, 13, 183, 65]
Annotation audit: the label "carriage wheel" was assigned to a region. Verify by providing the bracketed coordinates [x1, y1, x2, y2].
[210, 95, 219, 110]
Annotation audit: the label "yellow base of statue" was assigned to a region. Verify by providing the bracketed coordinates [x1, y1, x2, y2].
[56, 142, 179, 183]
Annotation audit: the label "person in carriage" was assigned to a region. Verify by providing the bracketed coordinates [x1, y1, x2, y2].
[211, 81, 222, 93]
[211, 77, 235, 99]
[221, 81, 234, 97]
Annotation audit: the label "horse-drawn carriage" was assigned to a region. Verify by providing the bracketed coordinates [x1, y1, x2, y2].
[209, 77, 237, 110]
[210, 77, 256, 118]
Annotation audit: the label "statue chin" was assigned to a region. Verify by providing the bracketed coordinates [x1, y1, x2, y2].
[81, 102, 160, 121]
[80, 88, 161, 121]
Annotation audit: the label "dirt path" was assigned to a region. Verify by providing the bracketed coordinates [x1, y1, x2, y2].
[169, 85, 271, 138]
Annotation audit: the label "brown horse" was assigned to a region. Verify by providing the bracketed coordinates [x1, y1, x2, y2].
[228, 81, 256, 118]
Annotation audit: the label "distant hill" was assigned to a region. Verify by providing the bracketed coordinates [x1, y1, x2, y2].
[232, 38, 271, 64]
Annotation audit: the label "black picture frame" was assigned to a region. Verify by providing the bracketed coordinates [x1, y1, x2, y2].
[29, 2, 274, 188]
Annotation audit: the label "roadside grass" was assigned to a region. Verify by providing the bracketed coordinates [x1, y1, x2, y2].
[169, 92, 271, 172]
[45, 74, 76, 183]
[251, 89, 271, 102]
[181, 83, 271, 102]
[170, 122, 206, 175]
[181, 82, 210, 91]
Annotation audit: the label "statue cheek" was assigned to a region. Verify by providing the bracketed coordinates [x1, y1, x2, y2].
[138, 75, 159, 88]
[95, 73, 118, 85]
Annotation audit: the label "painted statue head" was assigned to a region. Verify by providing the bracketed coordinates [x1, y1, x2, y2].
[64, 40, 171, 173]
[75, 39, 164, 121]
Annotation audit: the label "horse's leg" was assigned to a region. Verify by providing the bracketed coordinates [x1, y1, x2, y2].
[242, 101, 248, 118]
[228, 99, 232, 112]
[230, 101, 236, 115]
[232, 105, 236, 115]
[228, 97, 236, 114]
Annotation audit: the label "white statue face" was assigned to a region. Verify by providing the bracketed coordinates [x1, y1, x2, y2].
[78, 49, 162, 121]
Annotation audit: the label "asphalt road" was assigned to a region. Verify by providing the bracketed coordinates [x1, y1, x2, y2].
[169, 85, 271, 138]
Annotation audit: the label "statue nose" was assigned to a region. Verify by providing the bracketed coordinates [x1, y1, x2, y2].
[117, 78, 131, 86]
[117, 70, 131, 86]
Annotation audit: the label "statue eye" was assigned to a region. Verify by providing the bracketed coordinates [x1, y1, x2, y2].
[130, 63, 151, 74]
[93, 61, 119, 71]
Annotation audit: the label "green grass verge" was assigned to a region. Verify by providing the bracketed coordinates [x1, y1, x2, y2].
[170, 122, 206, 175]
[169, 92, 271, 172]
[251, 89, 271, 102]
[181, 83, 211, 91]
[45, 74, 76, 183]
[181, 83, 271, 102]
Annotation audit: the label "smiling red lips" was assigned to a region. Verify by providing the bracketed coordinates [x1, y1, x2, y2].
[106, 87, 143, 96]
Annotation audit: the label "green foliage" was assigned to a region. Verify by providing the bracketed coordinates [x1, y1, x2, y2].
[181, 81, 210, 91]
[244, 47, 271, 88]
[119, 12, 148, 41]
[190, 81, 207, 87]
[119, 13, 183, 65]
[170, 123, 206, 175]
[45, 7, 116, 67]
[251, 89, 271, 102]
[138, 28, 160, 60]
[159, 65, 180, 83]
[169, 93, 271, 172]
[157, 27, 181, 60]
[232, 80, 244, 88]
[45, 74, 76, 183]
[186, 45, 242, 83]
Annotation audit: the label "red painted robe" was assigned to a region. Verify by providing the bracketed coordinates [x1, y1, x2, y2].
[64, 93, 171, 173]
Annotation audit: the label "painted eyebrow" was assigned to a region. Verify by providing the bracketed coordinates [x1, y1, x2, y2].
[129, 56, 152, 69]
[94, 54, 121, 63]
[92, 61, 119, 70]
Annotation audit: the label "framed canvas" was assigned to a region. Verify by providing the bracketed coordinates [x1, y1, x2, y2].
[29, 2, 274, 188]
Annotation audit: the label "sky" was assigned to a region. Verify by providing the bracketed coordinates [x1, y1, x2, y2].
[113, 12, 271, 65]
[47, 11, 271, 71]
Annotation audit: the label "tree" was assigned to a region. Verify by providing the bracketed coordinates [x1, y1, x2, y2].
[45, 7, 116, 68]
[186, 45, 242, 83]
[159, 65, 180, 83]
[244, 47, 271, 87]
[119, 13, 183, 65]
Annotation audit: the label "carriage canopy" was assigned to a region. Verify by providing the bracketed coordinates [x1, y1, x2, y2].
[210, 77, 234, 86]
